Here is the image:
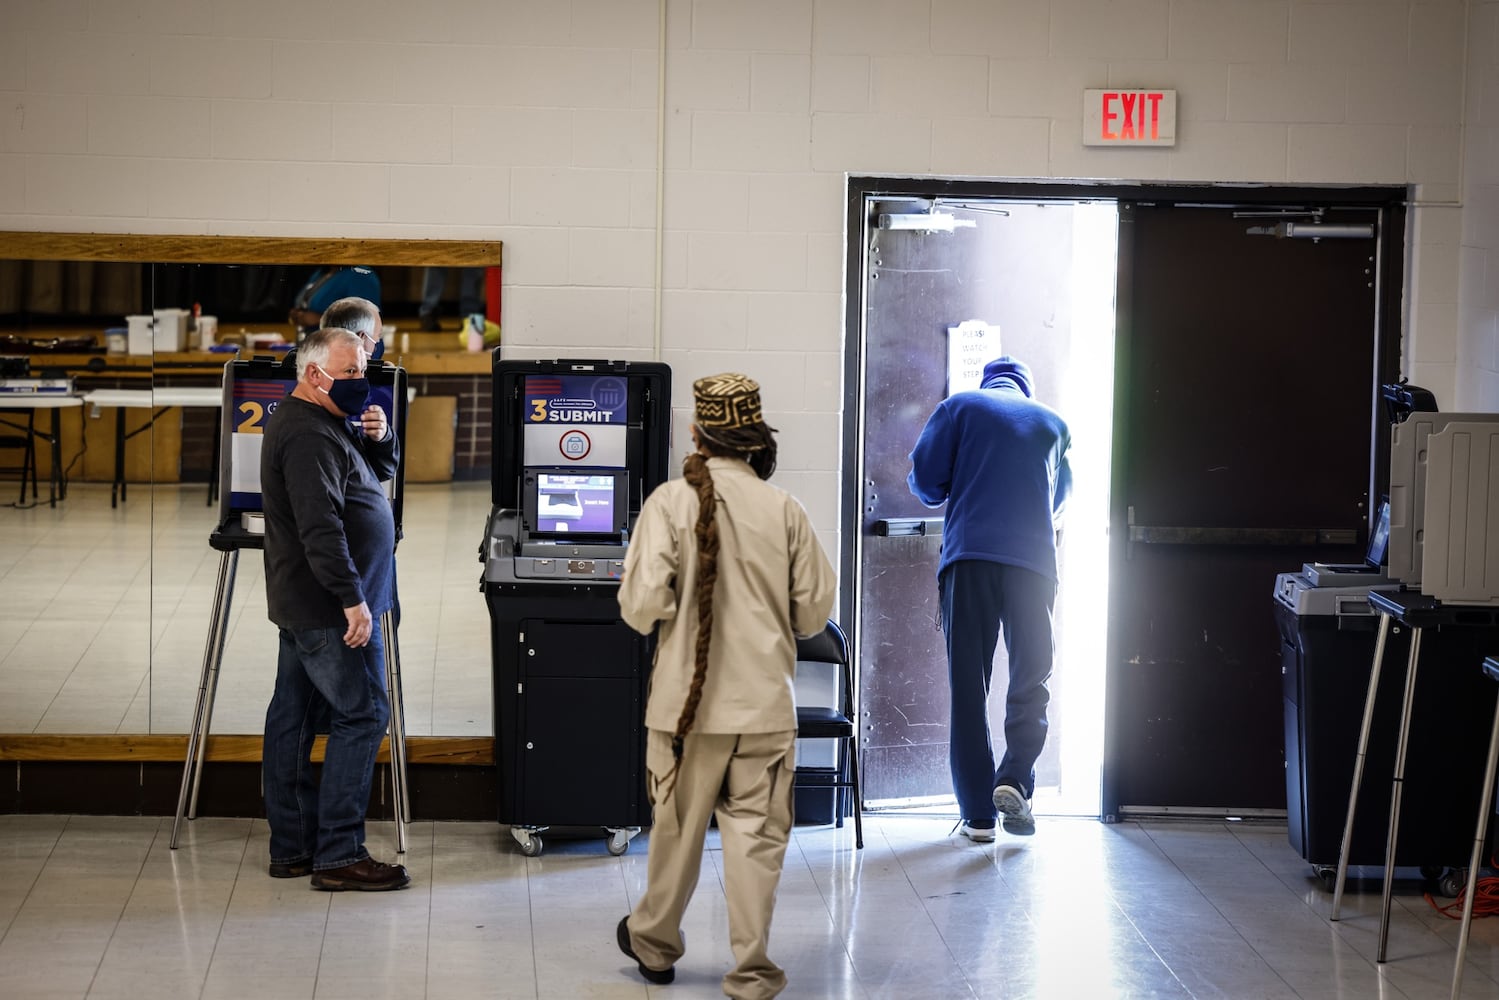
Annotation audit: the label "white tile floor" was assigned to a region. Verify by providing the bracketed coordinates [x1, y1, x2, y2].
[9, 480, 1499, 997]
[0, 481, 495, 736]
[2, 812, 1499, 999]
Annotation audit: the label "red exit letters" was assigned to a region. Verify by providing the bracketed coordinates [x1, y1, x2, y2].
[1083, 89, 1177, 147]
[1103, 91, 1163, 140]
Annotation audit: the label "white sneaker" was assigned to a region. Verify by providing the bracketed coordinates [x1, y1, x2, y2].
[958, 821, 996, 843]
[992, 784, 1035, 836]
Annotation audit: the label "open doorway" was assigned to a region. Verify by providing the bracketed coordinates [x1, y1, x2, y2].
[846, 193, 1118, 819]
[841, 179, 1406, 823]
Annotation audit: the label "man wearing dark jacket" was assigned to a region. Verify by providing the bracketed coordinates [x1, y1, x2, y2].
[260, 327, 408, 890]
[907, 356, 1071, 842]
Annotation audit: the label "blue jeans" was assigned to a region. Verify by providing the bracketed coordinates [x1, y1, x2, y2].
[263, 624, 390, 871]
[940, 560, 1056, 821]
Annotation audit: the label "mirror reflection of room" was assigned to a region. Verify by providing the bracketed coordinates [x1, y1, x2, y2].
[0, 252, 498, 738]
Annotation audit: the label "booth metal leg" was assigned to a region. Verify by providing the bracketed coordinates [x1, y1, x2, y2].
[1452, 694, 1499, 999]
[381, 609, 410, 854]
[1377, 625, 1424, 962]
[849, 738, 864, 850]
[170, 549, 238, 849]
[1332, 613, 1392, 920]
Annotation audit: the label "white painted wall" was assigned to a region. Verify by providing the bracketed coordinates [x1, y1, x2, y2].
[1460, 1, 1499, 409]
[0, 0, 1481, 533]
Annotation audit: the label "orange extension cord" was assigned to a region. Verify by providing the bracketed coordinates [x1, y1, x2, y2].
[1427, 858, 1499, 919]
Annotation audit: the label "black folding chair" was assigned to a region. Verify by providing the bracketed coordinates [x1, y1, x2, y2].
[795, 619, 863, 849]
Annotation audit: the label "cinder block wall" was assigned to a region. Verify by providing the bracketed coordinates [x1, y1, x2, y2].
[1, 0, 1491, 531]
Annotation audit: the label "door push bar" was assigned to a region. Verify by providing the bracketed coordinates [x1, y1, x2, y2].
[1127, 523, 1357, 558]
[873, 517, 945, 538]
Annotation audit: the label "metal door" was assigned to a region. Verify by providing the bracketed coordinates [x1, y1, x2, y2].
[1104, 201, 1395, 817]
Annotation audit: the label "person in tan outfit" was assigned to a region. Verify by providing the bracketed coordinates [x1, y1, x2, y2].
[614, 372, 837, 1000]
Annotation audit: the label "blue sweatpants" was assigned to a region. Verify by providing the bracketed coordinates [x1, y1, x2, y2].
[939, 559, 1057, 821]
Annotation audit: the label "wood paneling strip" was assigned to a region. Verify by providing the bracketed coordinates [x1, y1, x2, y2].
[0, 232, 501, 267]
[0, 735, 494, 765]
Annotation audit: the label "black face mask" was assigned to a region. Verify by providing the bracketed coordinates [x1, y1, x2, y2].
[364, 336, 384, 361]
[314, 364, 371, 417]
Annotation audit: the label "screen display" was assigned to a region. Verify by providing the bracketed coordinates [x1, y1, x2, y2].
[1366, 497, 1391, 567]
[527, 468, 626, 536]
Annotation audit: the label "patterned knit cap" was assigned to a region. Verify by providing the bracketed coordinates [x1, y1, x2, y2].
[693, 373, 764, 430]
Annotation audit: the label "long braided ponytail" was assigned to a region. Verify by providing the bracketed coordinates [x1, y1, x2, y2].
[653, 453, 720, 801]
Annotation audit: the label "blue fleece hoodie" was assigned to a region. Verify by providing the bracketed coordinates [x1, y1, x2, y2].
[907, 357, 1072, 580]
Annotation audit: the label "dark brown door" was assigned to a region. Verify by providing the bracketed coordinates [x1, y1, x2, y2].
[1104, 202, 1391, 817]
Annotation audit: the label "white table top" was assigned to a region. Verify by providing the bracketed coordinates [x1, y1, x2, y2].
[0, 394, 83, 409]
[83, 388, 223, 408]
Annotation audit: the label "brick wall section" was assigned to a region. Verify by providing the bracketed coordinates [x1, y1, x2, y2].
[410, 373, 491, 481]
[155, 373, 220, 483]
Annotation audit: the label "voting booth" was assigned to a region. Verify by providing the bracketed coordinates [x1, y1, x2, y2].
[170, 352, 412, 851]
[1276, 384, 1499, 898]
[481, 358, 671, 856]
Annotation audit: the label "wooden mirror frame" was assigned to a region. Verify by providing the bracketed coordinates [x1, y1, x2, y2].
[0, 232, 501, 268]
[0, 232, 498, 769]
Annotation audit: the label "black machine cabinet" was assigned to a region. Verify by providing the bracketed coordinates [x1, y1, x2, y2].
[1275, 599, 1495, 886]
[485, 585, 651, 852]
[482, 358, 672, 857]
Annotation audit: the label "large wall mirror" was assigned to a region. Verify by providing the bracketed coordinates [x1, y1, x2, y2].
[0, 233, 501, 744]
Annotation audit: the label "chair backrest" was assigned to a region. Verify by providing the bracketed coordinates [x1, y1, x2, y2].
[795, 619, 848, 667]
[795, 619, 852, 717]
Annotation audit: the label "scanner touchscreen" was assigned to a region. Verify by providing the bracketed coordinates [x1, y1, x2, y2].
[528, 469, 624, 537]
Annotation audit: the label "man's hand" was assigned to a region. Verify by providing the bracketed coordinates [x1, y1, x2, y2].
[358, 404, 388, 441]
[343, 601, 373, 647]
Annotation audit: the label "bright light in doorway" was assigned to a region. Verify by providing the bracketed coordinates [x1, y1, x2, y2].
[1047, 202, 1118, 818]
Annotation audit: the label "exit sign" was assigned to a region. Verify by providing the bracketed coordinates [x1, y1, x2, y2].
[1083, 89, 1176, 147]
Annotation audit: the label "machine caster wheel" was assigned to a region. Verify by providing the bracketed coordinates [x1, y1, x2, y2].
[605, 827, 638, 856]
[1313, 865, 1337, 890]
[511, 828, 545, 857]
[1438, 869, 1466, 899]
[1421, 865, 1444, 882]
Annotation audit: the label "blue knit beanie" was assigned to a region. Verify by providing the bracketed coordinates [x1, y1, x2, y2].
[980, 356, 1034, 397]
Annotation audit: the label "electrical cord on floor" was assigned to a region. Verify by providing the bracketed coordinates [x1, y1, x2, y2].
[1426, 857, 1499, 918]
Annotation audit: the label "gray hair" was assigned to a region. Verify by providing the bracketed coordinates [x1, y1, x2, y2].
[296, 327, 362, 381]
[320, 296, 381, 340]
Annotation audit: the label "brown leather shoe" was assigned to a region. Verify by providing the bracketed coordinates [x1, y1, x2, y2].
[311, 857, 411, 892]
[268, 859, 313, 878]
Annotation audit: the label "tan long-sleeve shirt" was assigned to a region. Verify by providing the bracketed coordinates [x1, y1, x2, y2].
[619, 457, 837, 734]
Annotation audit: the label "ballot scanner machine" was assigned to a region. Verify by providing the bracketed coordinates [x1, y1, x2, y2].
[1275, 388, 1499, 889]
[481, 358, 671, 857]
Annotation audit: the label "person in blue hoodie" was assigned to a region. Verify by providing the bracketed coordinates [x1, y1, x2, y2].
[907, 356, 1071, 842]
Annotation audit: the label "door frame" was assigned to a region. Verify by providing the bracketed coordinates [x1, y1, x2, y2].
[841, 177, 1409, 817]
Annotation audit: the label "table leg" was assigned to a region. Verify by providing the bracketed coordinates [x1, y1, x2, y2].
[48, 407, 63, 506]
[1377, 625, 1424, 962]
[207, 409, 221, 506]
[14, 410, 37, 504]
[112, 406, 125, 508]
